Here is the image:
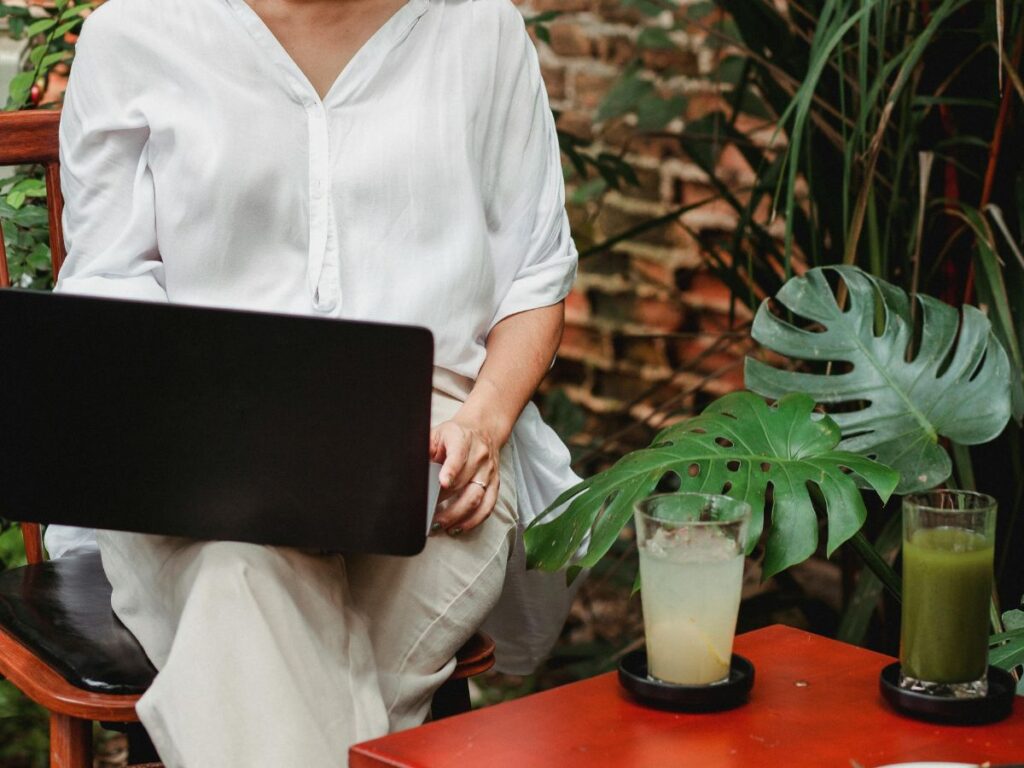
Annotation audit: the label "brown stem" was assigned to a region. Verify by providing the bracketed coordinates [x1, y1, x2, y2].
[963, 18, 1024, 304]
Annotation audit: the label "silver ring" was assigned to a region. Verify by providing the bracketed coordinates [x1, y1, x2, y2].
[469, 479, 488, 491]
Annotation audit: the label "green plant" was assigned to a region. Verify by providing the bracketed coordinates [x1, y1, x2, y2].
[525, 266, 1013, 634]
[0, 171, 53, 289]
[2, 0, 91, 110]
[1, 1, 93, 290]
[746, 266, 1012, 493]
[526, 390, 898, 579]
[989, 597, 1024, 693]
[571, 0, 1024, 644]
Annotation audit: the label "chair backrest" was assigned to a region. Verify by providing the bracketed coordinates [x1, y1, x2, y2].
[0, 109, 67, 564]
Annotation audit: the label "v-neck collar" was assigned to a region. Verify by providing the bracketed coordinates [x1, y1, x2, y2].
[224, 0, 429, 106]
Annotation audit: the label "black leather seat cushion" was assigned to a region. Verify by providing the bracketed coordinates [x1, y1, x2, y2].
[0, 550, 155, 695]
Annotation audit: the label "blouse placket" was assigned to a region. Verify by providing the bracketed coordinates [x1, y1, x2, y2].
[222, 0, 428, 315]
[304, 99, 336, 312]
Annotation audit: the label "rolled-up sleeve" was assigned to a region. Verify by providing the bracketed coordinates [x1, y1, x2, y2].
[484, 5, 577, 331]
[55, 8, 166, 302]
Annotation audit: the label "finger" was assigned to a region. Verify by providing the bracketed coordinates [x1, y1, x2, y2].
[457, 477, 500, 533]
[437, 472, 486, 506]
[433, 481, 487, 531]
[450, 439, 494, 491]
[429, 427, 443, 462]
[437, 426, 469, 489]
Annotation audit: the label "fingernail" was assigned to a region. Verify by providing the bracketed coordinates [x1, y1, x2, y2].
[448, 526, 463, 537]
[430, 522, 442, 534]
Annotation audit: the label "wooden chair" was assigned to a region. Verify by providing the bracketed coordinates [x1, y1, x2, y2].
[0, 109, 495, 768]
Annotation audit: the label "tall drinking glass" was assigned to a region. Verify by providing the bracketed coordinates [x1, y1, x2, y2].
[634, 493, 750, 685]
[900, 490, 996, 698]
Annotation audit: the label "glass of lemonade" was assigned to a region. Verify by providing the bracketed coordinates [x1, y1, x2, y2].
[900, 490, 997, 698]
[634, 493, 750, 685]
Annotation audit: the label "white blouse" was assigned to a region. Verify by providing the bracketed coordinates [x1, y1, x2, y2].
[46, 0, 581, 673]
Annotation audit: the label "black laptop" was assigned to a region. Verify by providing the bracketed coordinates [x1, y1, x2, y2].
[0, 290, 437, 556]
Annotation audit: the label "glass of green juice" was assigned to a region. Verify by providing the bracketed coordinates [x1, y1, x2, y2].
[634, 493, 750, 685]
[900, 490, 996, 698]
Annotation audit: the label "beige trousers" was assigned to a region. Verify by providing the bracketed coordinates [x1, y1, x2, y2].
[96, 387, 517, 768]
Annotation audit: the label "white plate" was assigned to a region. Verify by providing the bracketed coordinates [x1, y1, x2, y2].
[875, 763, 979, 768]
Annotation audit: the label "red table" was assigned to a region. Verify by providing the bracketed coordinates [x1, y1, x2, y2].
[351, 625, 1024, 767]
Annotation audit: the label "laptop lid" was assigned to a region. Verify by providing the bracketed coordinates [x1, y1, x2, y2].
[0, 290, 435, 556]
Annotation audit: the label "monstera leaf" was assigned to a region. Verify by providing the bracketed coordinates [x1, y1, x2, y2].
[524, 392, 899, 579]
[990, 600, 1024, 694]
[746, 266, 1012, 493]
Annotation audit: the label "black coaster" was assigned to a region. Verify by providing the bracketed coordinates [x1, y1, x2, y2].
[879, 663, 1016, 725]
[618, 650, 754, 712]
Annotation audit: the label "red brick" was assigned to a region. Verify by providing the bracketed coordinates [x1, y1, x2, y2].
[667, 339, 747, 393]
[541, 64, 567, 101]
[564, 288, 591, 323]
[581, 285, 685, 334]
[634, 295, 686, 332]
[547, 356, 590, 388]
[641, 46, 699, 75]
[613, 334, 671, 368]
[556, 110, 594, 142]
[592, 0, 646, 25]
[697, 308, 746, 335]
[685, 91, 729, 122]
[686, 271, 733, 305]
[627, 134, 683, 161]
[586, 288, 636, 325]
[630, 255, 678, 287]
[592, 368, 654, 403]
[531, 0, 593, 11]
[596, 202, 692, 249]
[600, 117, 635, 151]
[549, 21, 592, 57]
[592, 34, 635, 66]
[582, 249, 631, 276]
[574, 69, 616, 110]
[629, 165, 663, 202]
[560, 322, 614, 364]
[716, 143, 753, 185]
[596, 203, 660, 246]
[675, 180, 739, 220]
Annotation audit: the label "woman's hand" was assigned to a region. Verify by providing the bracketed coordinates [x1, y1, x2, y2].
[429, 417, 501, 536]
[427, 301, 566, 537]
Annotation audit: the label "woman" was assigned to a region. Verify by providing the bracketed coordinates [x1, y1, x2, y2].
[46, 0, 580, 765]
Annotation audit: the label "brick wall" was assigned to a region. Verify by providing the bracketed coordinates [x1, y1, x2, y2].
[518, 0, 755, 465]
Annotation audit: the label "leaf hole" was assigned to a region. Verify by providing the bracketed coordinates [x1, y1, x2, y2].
[842, 429, 872, 440]
[805, 359, 854, 376]
[688, 463, 700, 477]
[766, 297, 825, 333]
[908, 296, 926, 362]
[869, 283, 887, 336]
[760, 462, 771, 472]
[934, 324, 960, 376]
[726, 460, 741, 472]
[715, 436, 734, 448]
[722, 481, 733, 493]
[839, 465, 853, 475]
[690, 427, 707, 435]
[967, 348, 988, 382]
[656, 471, 681, 492]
